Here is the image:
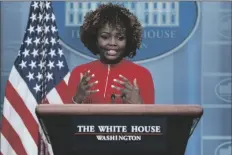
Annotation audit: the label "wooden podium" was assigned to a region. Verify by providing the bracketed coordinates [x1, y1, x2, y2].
[36, 104, 203, 155]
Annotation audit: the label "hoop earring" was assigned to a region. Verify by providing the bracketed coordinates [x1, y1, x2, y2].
[128, 52, 134, 58]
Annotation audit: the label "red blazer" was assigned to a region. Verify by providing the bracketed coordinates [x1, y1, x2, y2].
[68, 59, 155, 104]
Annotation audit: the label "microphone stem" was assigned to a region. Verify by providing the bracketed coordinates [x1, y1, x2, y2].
[111, 94, 116, 104]
[122, 94, 126, 104]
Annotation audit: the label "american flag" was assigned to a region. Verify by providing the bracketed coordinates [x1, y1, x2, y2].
[0, 1, 70, 155]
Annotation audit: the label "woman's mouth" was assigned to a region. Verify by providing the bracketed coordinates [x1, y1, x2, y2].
[106, 50, 117, 56]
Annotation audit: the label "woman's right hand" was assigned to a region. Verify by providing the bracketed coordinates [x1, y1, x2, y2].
[74, 70, 99, 103]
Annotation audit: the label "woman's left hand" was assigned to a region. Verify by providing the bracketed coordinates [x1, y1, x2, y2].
[111, 74, 143, 104]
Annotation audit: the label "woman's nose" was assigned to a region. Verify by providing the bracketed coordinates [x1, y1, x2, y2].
[109, 37, 117, 45]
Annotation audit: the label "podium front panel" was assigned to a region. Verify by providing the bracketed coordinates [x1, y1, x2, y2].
[40, 115, 194, 155]
[37, 104, 203, 155]
[41, 115, 169, 155]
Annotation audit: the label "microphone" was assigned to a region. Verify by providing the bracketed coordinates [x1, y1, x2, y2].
[111, 94, 116, 104]
[121, 94, 126, 104]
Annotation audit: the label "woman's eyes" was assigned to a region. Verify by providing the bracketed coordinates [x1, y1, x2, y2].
[100, 35, 125, 41]
[117, 36, 125, 41]
[100, 35, 108, 39]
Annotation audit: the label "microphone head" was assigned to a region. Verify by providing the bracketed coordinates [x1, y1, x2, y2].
[121, 94, 126, 100]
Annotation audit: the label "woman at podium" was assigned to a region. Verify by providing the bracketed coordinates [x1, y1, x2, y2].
[68, 3, 155, 104]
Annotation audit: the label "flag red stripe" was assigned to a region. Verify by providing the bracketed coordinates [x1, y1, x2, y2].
[1, 116, 27, 155]
[5, 81, 39, 146]
[55, 80, 69, 103]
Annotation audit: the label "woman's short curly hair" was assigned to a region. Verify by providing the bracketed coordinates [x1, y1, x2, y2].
[79, 3, 142, 58]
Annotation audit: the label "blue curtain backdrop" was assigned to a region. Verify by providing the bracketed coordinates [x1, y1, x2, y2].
[0, 2, 231, 155]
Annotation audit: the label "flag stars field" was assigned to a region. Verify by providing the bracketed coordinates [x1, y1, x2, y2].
[0, 1, 70, 155]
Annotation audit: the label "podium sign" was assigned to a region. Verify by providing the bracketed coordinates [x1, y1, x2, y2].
[36, 104, 203, 155]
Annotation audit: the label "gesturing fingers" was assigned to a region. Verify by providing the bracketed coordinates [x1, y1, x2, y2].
[113, 79, 133, 90]
[86, 89, 100, 95]
[81, 70, 95, 86]
[133, 78, 139, 90]
[114, 74, 133, 90]
[78, 70, 99, 94]
[85, 80, 99, 89]
[119, 74, 131, 84]
[111, 85, 128, 93]
[111, 84, 123, 91]
[85, 73, 95, 83]
[113, 79, 124, 85]
[82, 70, 90, 81]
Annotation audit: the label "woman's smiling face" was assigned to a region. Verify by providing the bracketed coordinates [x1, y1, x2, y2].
[97, 23, 127, 64]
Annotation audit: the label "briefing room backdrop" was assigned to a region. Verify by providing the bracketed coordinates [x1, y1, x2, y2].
[0, 1, 231, 155]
